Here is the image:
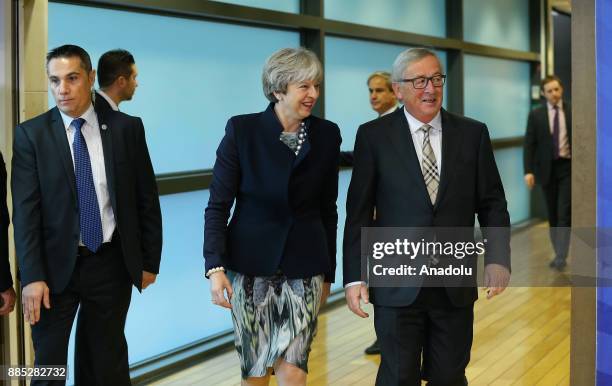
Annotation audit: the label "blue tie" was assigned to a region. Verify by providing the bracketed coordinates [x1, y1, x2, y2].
[72, 118, 103, 252]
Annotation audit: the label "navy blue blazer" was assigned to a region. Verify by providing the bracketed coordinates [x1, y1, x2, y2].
[204, 103, 341, 282]
[343, 108, 510, 307]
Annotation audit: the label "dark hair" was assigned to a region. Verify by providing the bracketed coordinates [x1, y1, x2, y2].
[46, 44, 92, 72]
[97, 49, 135, 88]
[540, 75, 563, 91]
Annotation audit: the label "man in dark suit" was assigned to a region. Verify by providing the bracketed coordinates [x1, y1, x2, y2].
[0, 151, 16, 315]
[343, 48, 511, 385]
[12, 44, 161, 385]
[524, 75, 571, 270]
[94, 49, 138, 113]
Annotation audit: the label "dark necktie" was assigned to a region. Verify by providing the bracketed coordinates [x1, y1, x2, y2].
[552, 105, 560, 159]
[72, 118, 103, 252]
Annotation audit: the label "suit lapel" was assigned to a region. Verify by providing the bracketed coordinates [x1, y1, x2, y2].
[435, 110, 462, 208]
[50, 108, 77, 201]
[96, 108, 118, 212]
[386, 109, 430, 203]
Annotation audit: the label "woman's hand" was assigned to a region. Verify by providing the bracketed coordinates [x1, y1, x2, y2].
[321, 282, 331, 305]
[210, 271, 233, 309]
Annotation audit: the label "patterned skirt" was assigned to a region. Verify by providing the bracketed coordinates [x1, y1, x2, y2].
[230, 271, 324, 379]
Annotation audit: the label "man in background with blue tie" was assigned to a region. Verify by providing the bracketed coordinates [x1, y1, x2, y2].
[12, 44, 161, 385]
[524, 75, 572, 271]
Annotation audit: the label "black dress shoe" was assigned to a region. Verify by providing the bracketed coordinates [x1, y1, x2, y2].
[364, 339, 380, 355]
[555, 260, 567, 271]
[549, 258, 567, 271]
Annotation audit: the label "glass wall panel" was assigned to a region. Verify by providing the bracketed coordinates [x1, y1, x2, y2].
[49, 2, 300, 174]
[325, 0, 446, 37]
[463, 0, 530, 51]
[464, 54, 530, 139]
[494, 148, 529, 224]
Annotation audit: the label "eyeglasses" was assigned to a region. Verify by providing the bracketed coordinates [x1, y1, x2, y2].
[399, 74, 446, 89]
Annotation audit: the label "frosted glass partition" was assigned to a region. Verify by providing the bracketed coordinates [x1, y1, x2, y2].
[49, 2, 300, 174]
[464, 54, 531, 139]
[494, 148, 529, 224]
[325, 0, 446, 37]
[463, 0, 530, 51]
[325, 36, 447, 151]
[214, 0, 299, 13]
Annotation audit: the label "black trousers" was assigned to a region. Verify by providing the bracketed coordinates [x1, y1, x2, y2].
[374, 287, 473, 386]
[31, 240, 132, 386]
[542, 158, 572, 261]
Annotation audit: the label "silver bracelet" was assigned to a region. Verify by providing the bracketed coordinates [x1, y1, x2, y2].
[205, 266, 226, 278]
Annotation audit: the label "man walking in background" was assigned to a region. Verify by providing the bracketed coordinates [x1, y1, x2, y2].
[524, 75, 571, 271]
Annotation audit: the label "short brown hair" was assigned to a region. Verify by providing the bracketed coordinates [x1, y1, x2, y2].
[540, 75, 563, 91]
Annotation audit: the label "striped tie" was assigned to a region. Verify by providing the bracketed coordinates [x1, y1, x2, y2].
[420, 124, 439, 204]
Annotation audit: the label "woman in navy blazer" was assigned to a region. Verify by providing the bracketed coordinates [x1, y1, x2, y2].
[204, 48, 341, 385]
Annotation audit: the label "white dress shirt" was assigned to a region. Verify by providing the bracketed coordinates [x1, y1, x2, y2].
[380, 104, 399, 117]
[345, 107, 443, 288]
[59, 103, 116, 243]
[96, 89, 119, 111]
[547, 101, 571, 159]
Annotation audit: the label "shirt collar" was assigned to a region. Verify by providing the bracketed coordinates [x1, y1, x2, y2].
[403, 106, 442, 135]
[58, 103, 97, 131]
[380, 104, 399, 117]
[547, 101, 563, 111]
[97, 89, 119, 111]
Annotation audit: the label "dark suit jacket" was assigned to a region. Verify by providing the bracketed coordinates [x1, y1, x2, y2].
[204, 103, 341, 282]
[12, 105, 162, 293]
[343, 108, 510, 307]
[93, 90, 115, 114]
[523, 101, 572, 186]
[0, 152, 12, 292]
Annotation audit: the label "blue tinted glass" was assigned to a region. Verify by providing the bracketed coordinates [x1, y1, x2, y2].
[325, 36, 447, 151]
[464, 55, 531, 139]
[325, 0, 446, 37]
[215, 0, 299, 13]
[463, 0, 530, 51]
[494, 148, 529, 224]
[49, 3, 299, 174]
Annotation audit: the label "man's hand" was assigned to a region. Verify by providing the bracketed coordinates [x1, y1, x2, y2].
[484, 263, 510, 299]
[142, 271, 157, 290]
[524, 173, 535, 190]
[0, 287, 16, 315]
[22, 281, 50, 325]
[321, 282, 331, 305]
[345, 283, 369, 318]
[209, 271, 233, 309]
